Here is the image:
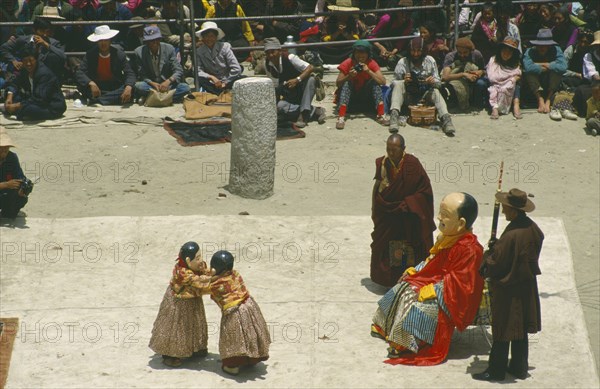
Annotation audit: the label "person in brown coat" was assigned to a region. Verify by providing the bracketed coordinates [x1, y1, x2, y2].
[473, 188, 544, 382]
[370, 134, 436, 287]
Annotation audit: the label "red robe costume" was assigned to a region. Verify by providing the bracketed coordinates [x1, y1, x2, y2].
[373, 232, 484, 366]
[370, 154, 436, 287]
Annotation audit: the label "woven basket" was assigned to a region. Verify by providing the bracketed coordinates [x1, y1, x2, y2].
[408, 104, 436, 126]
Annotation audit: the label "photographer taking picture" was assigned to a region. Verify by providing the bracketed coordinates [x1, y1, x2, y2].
[335, 40, 389, 130]
[389, 36, 456, 136]
[0, 127, 31, 222]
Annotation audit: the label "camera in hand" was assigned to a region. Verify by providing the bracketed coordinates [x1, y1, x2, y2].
[410, 70, 427, 84]
[19, 178, 34, 196]
[353, 63, 364, 72]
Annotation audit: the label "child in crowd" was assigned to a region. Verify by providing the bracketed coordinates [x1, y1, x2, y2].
[586, 81, 600, 136]
[487, 37, 522, 119]
[149, 242, 211, 367]
[209, 250, 270, 376]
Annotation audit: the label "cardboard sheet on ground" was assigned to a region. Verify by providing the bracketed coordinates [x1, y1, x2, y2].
[0, 216, 597, 388]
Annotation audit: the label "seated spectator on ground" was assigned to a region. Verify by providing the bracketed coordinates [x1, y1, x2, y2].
[486, 36, 522, 119]
[133, 26, 190, 104]
[585, 80, 600, 135]
[260, 0, 305, 44]
[368, 5, 413, 70]
[538, 3, 555, 30]
[494, 0, 521, 50]
[389, 36, 456, 136]
[0, 128, 31, 221]
[470, 1, 499, 64]
[573, 30, 600, 117]
[3, 44, 66, 120]
[441, 37, 486, 112]
[204, 0, 256, 63]
[0, 18, 66, 80]
[515, 2, 541, 49]
[31, 0, 78, 45]
[124, 16, 146, 51]
[264, 37, 326, 129]
[419, 20, 449, 72]
[75, 25, 135, 105]
[562, 28, 593, 90]
[318, 0, 361, 65]
[523, 29, 567, 114]
[156, 0, 193, 49]
[335, 40, 388, 130]
[195, 21, 244, 96]
[551, 6, 578, 52]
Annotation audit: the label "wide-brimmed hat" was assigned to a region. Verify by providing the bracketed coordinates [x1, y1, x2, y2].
[530, 28, 557, 46]
[87, 25, 119, 42]
[327, 0, 359, 12]
[196, 21, 225, 40]
[263, 37, 281, 51]
[129, 16, 145, 29]
[99, 0, 114, 4]
[495, 188, 535, 212]
[143, 26, 162, 41]
[0, 127, 16, 148]
[591, 31, 600, 46]
[500, 36, 520, 50]
[38, 6, 65, 20]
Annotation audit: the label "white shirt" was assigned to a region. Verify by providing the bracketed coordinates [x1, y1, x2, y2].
[266, 53, 309, 85]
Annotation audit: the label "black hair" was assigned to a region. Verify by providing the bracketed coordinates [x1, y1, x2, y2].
[419, 19, 438, 38]
[33, 18, 51, 32]
[553, 6, 570, 25]
[494, 42, 520, 68]
[458, 192, 478, 230]
[211, 250, 234, 275]
[178, 241, 199, 263]
[481, 1, 494, 15]
[494, 0, 514, 18]
[18, 43, 37, 60]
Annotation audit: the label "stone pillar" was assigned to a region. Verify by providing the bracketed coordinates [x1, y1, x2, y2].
[227, 78, 277, 199]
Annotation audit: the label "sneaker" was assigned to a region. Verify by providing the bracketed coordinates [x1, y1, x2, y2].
[376, 115, 390, 126]
[560, 109, 578, 120]
[313, 107, 326, 124]
[389, 109, 400, 132]
[398, 116, 407, 127]
[549, 109, 562, 121]
[336, 116, 345, 130]
[441, 114, 456, 137]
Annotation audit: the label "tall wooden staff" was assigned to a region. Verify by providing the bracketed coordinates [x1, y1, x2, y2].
[489, 161, 504, 248]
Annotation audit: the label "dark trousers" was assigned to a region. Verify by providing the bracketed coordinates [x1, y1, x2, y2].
[78, 84, 126, 106]
[524, 71, 562, 97]
[196, 75, 245, 95]
[488, 338, 529, 378]
[0, 190, 28, 219]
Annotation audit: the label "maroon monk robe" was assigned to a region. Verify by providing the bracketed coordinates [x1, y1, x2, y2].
[370, 154, 436, 287]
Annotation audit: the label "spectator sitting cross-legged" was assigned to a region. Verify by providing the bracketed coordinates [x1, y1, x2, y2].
[0, 127, 31, 222]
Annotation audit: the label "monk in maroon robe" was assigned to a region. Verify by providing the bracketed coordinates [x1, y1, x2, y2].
[370, 134, 436, 287]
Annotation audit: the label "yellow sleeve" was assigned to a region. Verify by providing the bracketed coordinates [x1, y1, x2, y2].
[190, 274, 211, 294]
[417, 283, 436, 302]
[237, 5, 255, 43]
[322, 35, 332, 42]
[403, 267, 417, 277]
[205, 1, 215, 18]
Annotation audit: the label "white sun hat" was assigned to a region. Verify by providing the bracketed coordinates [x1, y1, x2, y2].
[87, 25, 120, 42]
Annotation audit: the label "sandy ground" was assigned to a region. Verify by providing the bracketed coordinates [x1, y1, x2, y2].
[0, 67, 598, 385]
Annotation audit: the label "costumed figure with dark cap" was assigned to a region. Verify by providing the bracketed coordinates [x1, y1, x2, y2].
[389, 36, 456, 136]
[441, 37, 487, 112]
[133, 26, 190, 104]
[0, 127, 32, 222]
[149, 241, 212, 368]
[209, 250, 271, 376]
[195, 21, 245, 96]
[370, 133, 435, 288]
[75, 25, 136, 105]
[335, 39, 388, 130]
[371, 192, 484, 365]
[3, 43, 66, 120]
[0, 18, 66, 80]
[472, 188, 544, 381]
[522, 28, 566, 115]
[264, 37, 326, 128]
[486, 36, 522, 119]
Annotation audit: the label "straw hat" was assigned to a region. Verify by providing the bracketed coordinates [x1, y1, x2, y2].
[0, 127, 16, 148]
[327, 0, 359, 12]
[495, 188, 536, 212]
[196, 21, 225, 40]
[38, 6, 65, 20]
[591, 31, 600, 46]
[87, 25, 119, 42]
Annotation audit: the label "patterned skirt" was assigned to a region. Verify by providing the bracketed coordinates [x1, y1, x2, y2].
[219, 297, 271, 365]
[372, 282, 440, 353]
[148, 286, 208, 358]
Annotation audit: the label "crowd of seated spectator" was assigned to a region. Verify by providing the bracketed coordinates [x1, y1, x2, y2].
[0, 0, 598, 136]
